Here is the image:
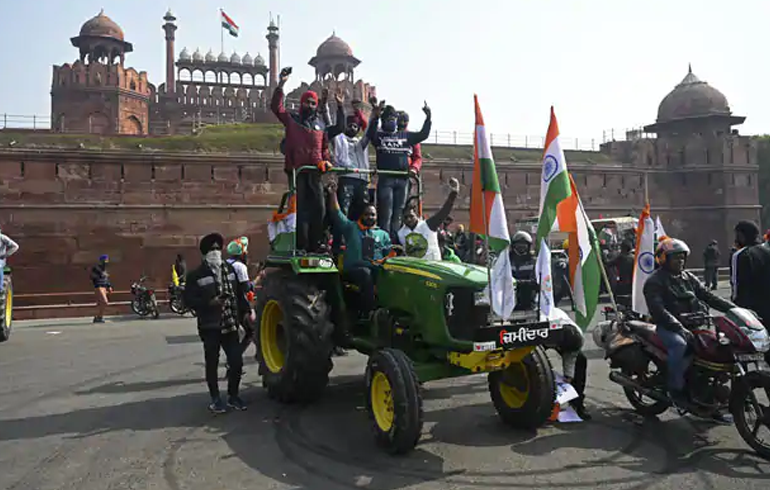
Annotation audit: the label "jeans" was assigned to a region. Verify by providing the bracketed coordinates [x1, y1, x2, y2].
[376, 176, 408, 239]
[344, 266, 376, 314]
[656, 326, 690, 392]
[199, 328, 243, 399]
[704, 266, 718, 289]
[333, 177, 368, 253]
[290, 171, 326, 252]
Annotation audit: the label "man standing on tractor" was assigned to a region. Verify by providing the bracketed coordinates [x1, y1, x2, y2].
[643, 238, 735, 418]
[326, 180, 394, 318]
[271, 67, 345, 253]
[0, 227, 19, 293]
[366, 101, 432, 239]
[509, 230, 591, 419]
[396, 110, 423, 198]
[398, 178, 460, 260]
[330, 99, 372, 254]
[184, 233, 251, 413]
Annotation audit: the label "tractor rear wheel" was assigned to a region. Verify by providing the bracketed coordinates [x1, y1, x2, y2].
[255, 270, 335, 404]
[0, 276, 13, 343]
[365, 348, 424, 455]
[488, 346, 555, 428]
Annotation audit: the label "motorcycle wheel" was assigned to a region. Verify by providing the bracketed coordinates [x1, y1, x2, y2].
[131, 298, 149, 317]
[731, 370, 770, 460]
[151, 297, 160, 319]
[622, 356, 670, 417]
[169, 297, 183, 314]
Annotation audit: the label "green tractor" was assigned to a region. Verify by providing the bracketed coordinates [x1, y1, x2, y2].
[0, 266, 12, 343]
[255, 167, 559, 454]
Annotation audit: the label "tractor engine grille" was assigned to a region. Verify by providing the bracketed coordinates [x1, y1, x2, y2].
[444, 287, 490, 342]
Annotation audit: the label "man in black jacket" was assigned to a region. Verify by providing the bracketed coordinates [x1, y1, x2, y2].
[643, 238, 735, 417]
[184, 233, 251, 413]
[703, 240, 721, 290]
[732, 221, 770, 329]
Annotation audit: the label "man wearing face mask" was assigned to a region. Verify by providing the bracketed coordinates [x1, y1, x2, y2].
[271, 68, 344, 253]
[643, 238, 735, 418]
[330, 100, 372, 254]
[326, 180, 394, 318]
[732, 220, 770, 330]
[396, 111, 423, 198]
[184, 233, 251, 414]
[366, 101, 432, 239]
[398, 178, 460, 260]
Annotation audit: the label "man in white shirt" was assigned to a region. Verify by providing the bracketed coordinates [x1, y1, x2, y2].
[0, 228, 19, 292]
[397, 178, 460, 260]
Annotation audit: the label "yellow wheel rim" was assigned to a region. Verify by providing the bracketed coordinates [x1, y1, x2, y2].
[371, 371, 394, 432]
[4, 286, 11, 326]
[260, 299, 285, 373]
[497, 362, 530, 409]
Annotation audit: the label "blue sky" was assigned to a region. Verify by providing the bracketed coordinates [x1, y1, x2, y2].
[0, 0, 766, 143]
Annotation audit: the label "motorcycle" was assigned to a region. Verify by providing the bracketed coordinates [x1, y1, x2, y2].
[167, 283, 196, 316]
[131, 276, 160, 319]
[594, 300, 770, 459]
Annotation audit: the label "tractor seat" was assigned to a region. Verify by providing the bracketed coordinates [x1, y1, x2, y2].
[626, 320, 659, 344]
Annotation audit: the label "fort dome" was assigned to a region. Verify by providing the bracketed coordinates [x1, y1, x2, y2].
[316, 33, 353, 57]
[656, 65, 732, 123]
[79, 10, 125, 41]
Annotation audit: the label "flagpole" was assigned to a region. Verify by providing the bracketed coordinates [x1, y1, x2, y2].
[220, 8, 224, 55]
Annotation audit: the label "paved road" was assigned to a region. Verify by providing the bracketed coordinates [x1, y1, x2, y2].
[1, 285, 769, 490]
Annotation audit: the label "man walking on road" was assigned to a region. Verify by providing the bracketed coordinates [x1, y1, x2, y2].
[184, 233, 251, 414]
[90, 254, 112, 323]
[703, 240, 721, 290]
[732, 221, 770, 330]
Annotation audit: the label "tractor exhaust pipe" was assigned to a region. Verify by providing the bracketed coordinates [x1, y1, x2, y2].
[608, 371, 670, 404]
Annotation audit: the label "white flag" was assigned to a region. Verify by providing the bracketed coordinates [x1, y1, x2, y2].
[632, 205, 656, 315]
[535, 238, 554, 318]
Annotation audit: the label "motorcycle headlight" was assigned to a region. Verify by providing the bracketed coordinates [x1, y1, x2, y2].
[474, 290, 490, 306]
[745, 327, 770, 353]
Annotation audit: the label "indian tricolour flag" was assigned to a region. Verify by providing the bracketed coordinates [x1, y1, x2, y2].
[221, 10, 239, 37]
[632, 202, 655, 315]
[469, 95, 515, 320]
[535, 107, 602, 330]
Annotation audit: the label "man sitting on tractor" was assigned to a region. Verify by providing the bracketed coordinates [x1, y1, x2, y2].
[325, 180, 395, 317]
[397, 178, 460, 260]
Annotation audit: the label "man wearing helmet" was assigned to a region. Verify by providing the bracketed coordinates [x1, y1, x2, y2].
[643, 238, 736, 415]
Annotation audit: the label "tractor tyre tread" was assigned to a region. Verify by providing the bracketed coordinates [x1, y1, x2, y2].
[365, 348, 423, 455]
[256, 270, 334, 405]
[489, 346, 555, 429]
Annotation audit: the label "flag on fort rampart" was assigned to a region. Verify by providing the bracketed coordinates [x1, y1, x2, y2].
[221, 10, 239, 37]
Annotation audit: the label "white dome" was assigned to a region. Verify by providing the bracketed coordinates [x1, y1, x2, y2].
[242, 52, 253, 64]
[179, 47, 191, 61]
[217, 51, 228, 63]
[205, 49, 215, 62]
[192, 48, 203, 62]
[230, 52, 241, 64]
[254, 53, 265, 66]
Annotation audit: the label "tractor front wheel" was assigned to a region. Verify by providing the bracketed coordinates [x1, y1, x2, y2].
[488, 346, 555, 429]
[255, 271, 334, 404]
[0, 276, 13, 343]
[365, 348, 424, 455]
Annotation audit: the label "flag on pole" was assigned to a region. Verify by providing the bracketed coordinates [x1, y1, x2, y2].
[535, 238, 554, 317]
[632, 202, 655, 315]
[655, 216, 667, 240]
[470, 95, 515, 319]
[535, 107, 602, 331]
[221, 10, 239, 37]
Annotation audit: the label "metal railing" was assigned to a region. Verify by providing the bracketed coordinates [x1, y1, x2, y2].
[1, 112, 628, 151]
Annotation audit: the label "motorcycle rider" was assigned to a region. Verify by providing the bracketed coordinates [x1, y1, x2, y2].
[643, 238, 736, 418]
[510, 231, 591, 419]
[172, 254, 187, 287]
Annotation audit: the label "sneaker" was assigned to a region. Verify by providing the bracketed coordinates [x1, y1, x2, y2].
[227, 396, 247, 411]
[93, 317, 105, 323]
[571, 401, 593, 421]
[208, 397, 227, 414]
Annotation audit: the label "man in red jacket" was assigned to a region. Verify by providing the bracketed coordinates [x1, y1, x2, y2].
[272, 67, 341, 252]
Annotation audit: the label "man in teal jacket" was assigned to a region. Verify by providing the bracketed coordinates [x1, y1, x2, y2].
[326, 180, 394, 316]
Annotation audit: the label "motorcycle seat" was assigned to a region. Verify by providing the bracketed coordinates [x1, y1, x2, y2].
[627, 320, 658, 340]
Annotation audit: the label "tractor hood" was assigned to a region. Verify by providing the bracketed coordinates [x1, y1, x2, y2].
[381, 257, 489, 288]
